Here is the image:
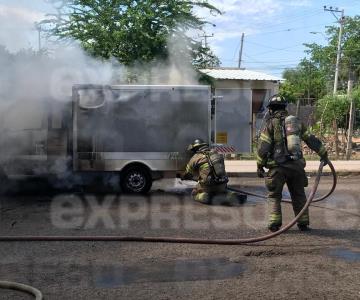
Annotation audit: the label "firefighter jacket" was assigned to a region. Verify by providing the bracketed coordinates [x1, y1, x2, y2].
[183, 147, 228, 186]
[256, 110, 327, 169]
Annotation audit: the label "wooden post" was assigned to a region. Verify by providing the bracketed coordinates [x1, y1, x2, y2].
[346, 79, 354, 160]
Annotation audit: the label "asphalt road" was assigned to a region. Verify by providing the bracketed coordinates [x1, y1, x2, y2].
[0, 175, 359, 299]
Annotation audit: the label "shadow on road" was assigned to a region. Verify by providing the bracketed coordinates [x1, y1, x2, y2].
[285, 228, 360, 244]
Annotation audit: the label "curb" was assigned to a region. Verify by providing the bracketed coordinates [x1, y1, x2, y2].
[228, 171, 360, 178]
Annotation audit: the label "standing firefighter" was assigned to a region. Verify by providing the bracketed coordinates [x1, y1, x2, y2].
[181, 139, 243, 205]
[257, 95, 328, 232]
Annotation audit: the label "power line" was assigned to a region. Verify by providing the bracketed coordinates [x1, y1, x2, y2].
[221, 60, 360, 70]
[245, 40, 305, 51]
[243, 59, 303, 63]
[249, 46, 308, 57]
[246, 22, 336, 37]
[230, 11, 327, 57]
[246, 10, 324, 32]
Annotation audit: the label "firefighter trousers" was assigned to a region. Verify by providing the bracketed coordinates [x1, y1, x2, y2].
[192, 183, 238, 205]
[265, 161, 309, 227]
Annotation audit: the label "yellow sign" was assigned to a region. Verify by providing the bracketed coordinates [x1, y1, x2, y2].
[216, 132, 228, 144]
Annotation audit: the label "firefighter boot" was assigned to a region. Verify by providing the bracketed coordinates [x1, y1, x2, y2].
[192, 189, 211, 205]
[268, 198, 282, 232]
[235, 193, 247, 204]
[297, 224, 311, 231]
[268, 212, 282, 232]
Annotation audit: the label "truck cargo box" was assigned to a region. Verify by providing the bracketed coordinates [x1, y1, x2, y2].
[73, 84, 212, 173]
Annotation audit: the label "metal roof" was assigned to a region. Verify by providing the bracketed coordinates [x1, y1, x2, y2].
[199, 68, 282, 81]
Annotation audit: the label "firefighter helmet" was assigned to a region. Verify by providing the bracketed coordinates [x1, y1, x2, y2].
[187, 139, 207, 152]
[267, 94, 287, 108]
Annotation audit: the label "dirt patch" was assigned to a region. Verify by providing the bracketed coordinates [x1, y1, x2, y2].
[243, 248, 323, 257]
[244, 249, 287, 257]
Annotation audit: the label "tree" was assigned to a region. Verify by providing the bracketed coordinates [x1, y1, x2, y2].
[304, 16, 360, 93]
[281, 15, 360, 101]
[314, 89, 360, 156]
[279, 15, 360, 156]
[316, 94, 349, 131]
[46, 0, 221, 69]
[280, 58, 328, 102]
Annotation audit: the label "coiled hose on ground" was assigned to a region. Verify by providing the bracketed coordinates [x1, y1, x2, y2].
[0, 281, 43, 300]
[0, 161, 335, 299]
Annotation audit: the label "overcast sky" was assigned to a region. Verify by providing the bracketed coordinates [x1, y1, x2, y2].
[0, 0, 359, 77]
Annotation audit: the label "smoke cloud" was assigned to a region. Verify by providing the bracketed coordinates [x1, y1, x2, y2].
[0, 13, 202, 183]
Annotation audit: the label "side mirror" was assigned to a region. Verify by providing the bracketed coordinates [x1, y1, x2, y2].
[79, 89, 106, 110]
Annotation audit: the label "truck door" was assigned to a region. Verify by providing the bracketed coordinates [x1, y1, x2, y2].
[214, 88, 252, 153]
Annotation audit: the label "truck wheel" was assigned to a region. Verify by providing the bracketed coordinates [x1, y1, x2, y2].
[121, 166, 152, 194]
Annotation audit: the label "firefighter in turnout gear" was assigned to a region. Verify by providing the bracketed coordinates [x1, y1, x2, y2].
[257, 95, 328, 232]
[182, 139, 242, 205]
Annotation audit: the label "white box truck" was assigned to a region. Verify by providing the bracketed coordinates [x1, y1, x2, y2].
[0, 84, 251, 193]
[0, 84, 221, 193]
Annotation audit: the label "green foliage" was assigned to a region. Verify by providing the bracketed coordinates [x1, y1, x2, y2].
[306, 16, 360, 92]
[278, 80, 298, 103]
[307, 122, 322, 136]
[192, 46, 220, 69]
[49, 0, 221, 68]
[281, 58, 328, 102]
[316, 88, 360, 132]
[353, 85, 360, 101]
[316, 94, 349, 130]
[282, 15, 360, 103]
[353, 86, 360, 130]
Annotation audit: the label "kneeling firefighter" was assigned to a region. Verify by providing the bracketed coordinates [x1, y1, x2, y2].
[257, 95, 329, 232]
[181, 139, 245, 205]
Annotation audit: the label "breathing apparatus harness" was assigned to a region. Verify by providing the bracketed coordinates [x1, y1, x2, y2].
[271, 112, 303, 164]
[257, 94, 303, 164]
[200, 149, 229, 185]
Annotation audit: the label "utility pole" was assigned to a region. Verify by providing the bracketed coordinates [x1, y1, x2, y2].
[199, 32, 214, 48]
[346, 68, 354, 160]
[324, 6, 345, 94]
[238, 32, 245, 68]
[324, 6, 345, 158]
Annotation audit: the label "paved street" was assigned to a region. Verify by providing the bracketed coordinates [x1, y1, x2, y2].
[0, 176, 359, 299]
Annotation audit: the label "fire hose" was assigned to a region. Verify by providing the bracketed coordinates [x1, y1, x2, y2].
[0, 161, 335, 299]
[0, 161, 329, 245]
[228, 160, 337, 203]
[0, 281, 43, 300]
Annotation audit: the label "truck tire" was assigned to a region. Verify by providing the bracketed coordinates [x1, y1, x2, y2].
[121, 166, 152, 194]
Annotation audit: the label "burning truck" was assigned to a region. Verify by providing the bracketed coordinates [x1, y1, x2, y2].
[0, 84, 243, 193]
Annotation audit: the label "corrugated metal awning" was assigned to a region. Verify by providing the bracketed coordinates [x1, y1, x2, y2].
[199, 68, 282, 81]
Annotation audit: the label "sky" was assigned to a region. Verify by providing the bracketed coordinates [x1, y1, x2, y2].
[0, 0, 360, 78]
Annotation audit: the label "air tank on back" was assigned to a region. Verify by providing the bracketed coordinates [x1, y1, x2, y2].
[284, 115, 302, 160]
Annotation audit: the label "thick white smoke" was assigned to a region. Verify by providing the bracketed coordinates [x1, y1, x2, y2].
[0, 45, 117, 138]
[0, 1, 203, 185]
[0, 39, 201, 181]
